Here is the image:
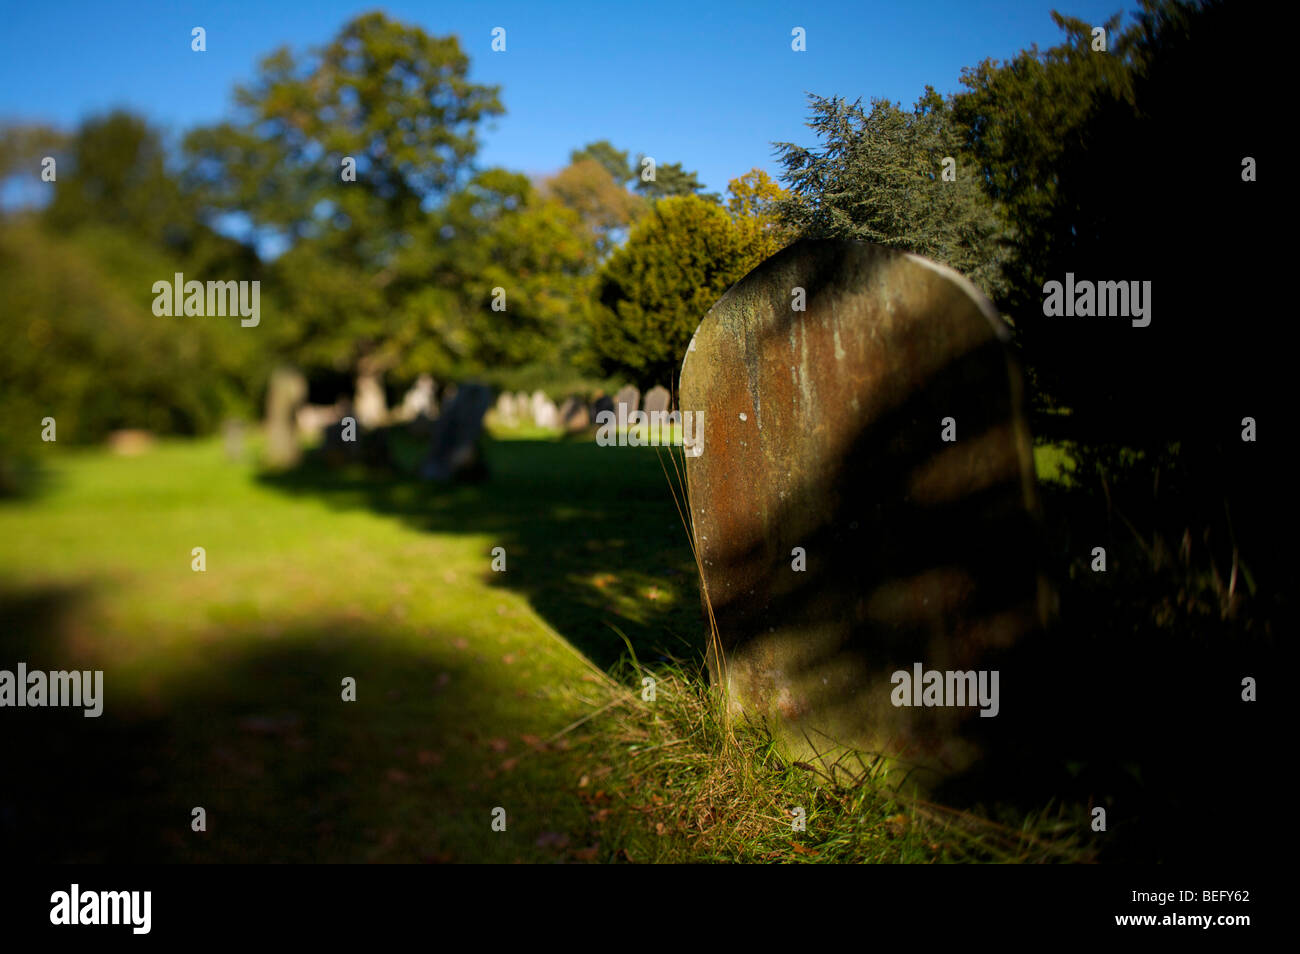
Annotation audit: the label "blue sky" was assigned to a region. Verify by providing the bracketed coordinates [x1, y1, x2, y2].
[0, 0, 1131, 194]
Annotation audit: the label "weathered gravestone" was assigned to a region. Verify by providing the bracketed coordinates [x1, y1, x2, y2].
[354, 371, 389, 428]
[420, 383, 493, 481]
[643, 385, 671, 415]
[531, 391, 559, 429]
[395, 374, 436, 422]
[592, 393, 615, 421]
[613, 385, 640, 416]
[494, 391, 518, 426]
[265, 367, 308, 469]
[222, 418, 245, 462]
[558, 396, 591, 432]
[679, 239, 1049, 790]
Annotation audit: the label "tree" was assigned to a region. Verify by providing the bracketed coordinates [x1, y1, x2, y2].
[542, 157, 646, 258]
[773, 88, 1008, 300]
[634, 158, 716, 202]
[588, 178, 789, 387]
[569, 140, 634, 186]
[183, 12, 504, 390]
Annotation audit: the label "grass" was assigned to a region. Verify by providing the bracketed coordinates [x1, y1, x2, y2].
[0, 431, 1103, 862]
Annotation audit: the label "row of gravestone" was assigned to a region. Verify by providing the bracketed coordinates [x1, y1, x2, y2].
[493, 384, 673, 431]
[264, 371, 676, 479]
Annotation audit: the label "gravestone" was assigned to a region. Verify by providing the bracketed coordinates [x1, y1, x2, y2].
[515, 392, 531, 423]
[643, 385, 671, 415]
[222, 418, 245, 462]
[296, 403, 342, 438]
[558, 396, 590, 432]
[592, 393, 615, 421]
[494, 391, 518, 426]
[395, 374, 436, 422]
[679, 239, 1048, 791]
[613, 385, 640, 416]
[265, 367, 308, 469]
[354, 371, 388, 427]
[106, 429, 154, 456]
[531, 391, 559, 429]
[420, 383, 493, 481]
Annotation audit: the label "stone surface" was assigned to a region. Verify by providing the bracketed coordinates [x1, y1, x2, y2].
[643, 385, 671, 415]
[395, 374, 436, 422]
[354, 371, 389, 427]
[531, 391, 559, 429]
[613, 385, 640, 417]
[265, 367, 308, 469]
[221, 418, 245, 462]
[420, 383, 493, 481]
[295, 403, 342, 437]
[494, 391, 518, 426]
[679, 239, 1048, 790]
[558, 396, 591, 432]
[592, 394, 615, 421]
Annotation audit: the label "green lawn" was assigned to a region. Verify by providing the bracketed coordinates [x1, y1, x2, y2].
[0, 432, 698, 862]
[1, 432, 1089, 863]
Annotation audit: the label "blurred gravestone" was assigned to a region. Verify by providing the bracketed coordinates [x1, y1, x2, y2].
[296, 403, 341, 438]
[515, 392, 531, 424]
[643, 385, 671, 415]
[395, 375, 436, 422]
[494, 391, 518, 426]
[354, 372, 389, 428]
[420, 383, 493, 481]
[613, 385, 640, 416]
[679, 239, 1048, 790]
[222, 418, 245, 462]
[592, 394, 615, 421]
[558, 396, 590, 432]
[265, 367, 308, 469]
[531, 391, 559, 429]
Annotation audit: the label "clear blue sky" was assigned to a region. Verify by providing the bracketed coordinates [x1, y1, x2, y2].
[0, 0, 1131, 194]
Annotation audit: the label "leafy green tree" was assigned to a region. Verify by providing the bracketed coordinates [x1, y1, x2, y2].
[634, 158, 716, 202]
[588, 179, 788, 387]
[184, 12, 504, 388]
[543, 157, 646, 258]
[773, 88, 1008, 299]
[569, 140, 634, 186]
[0, 220, 263, 460]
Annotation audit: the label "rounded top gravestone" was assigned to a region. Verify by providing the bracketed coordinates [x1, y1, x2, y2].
[679, 239, 1051, 791]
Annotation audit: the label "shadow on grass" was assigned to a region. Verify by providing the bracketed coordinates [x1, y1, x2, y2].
[258, 435, 704, 670]
[0, 583, 603, 863]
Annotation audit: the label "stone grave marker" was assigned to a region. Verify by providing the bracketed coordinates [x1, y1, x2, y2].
[265, 367, 308, 469]
[420, 383, 493, 481]
[643, 385, 671, 415]
[679, 239, 1048, 790]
